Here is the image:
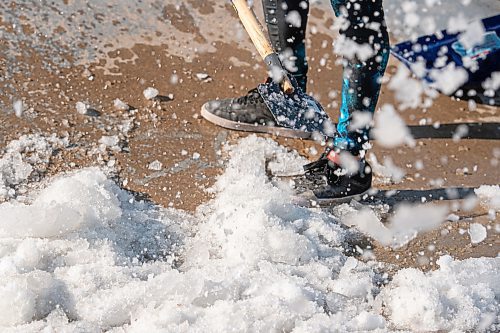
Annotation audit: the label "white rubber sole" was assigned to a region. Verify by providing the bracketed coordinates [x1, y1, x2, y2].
[292, 189, 371, 207]
[201, 103, 312, 139]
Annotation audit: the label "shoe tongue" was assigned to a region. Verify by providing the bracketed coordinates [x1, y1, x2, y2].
[303, 157, 327, 172]
[248, 87, 259, 94]
[237, 89, 260, 104]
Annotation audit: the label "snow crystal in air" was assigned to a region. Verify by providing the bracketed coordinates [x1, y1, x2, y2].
[367, 153, 405, 184]
[334, 36, 375, 62]
[371, 104, 415, 148]
[343, 203, 448, 248]
[170, 74, 179, 85]
[430, 63, 469, 95]
[458, 20, 486, 50]
[285, 10, 302, 28]
[348, 111, 372, 131]
[452, 124, 469, 142]
[339, 152, 360, 174]
[446, 12, 469, 34]
[482, 71, 500, 91]
[388, 64, 426, 109]
[388, 204, 448, 247]
[343, 208, 393, 246]
[401, 1, 419, 28]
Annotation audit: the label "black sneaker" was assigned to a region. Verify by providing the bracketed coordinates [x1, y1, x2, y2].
[292, 150, 372, 205]
[201, 87, 313, 138]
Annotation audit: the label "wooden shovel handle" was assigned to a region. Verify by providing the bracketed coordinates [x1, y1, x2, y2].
[231, 0, 294, 94]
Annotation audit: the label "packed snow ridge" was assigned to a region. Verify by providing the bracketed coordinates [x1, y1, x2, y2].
[0, 134, 69, 201]
[0, 136, 498, 332]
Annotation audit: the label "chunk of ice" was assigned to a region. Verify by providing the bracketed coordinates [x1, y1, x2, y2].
[75, 101, 88, 115]
[143, 87, 159, 100]
[113, 98, 129, 111]
[148, 160, 163, 171]
[469, 223, 487, 244]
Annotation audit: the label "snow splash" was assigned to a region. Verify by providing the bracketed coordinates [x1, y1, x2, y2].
[0, 136, 498, 332]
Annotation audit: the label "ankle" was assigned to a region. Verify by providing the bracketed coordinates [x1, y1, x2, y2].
[325, 149, 363, 165]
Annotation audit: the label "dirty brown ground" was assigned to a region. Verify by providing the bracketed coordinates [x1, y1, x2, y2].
[0, 1, 498, 272]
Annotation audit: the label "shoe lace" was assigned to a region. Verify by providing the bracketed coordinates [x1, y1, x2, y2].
[303, 150, 340, 185]
[234, 88, 263, 106]
[303, 152, 329, 174]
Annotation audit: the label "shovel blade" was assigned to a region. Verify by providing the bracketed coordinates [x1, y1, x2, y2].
[257, 78, 334, 138]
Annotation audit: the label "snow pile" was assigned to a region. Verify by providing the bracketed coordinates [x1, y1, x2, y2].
[0, 168, 190, 330]
[381, 255, 500, 332]
[0, 136, 498, 332]
[0, 134, 69, 200]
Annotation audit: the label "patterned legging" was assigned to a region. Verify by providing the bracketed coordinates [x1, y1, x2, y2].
[262, 0, 390, 155]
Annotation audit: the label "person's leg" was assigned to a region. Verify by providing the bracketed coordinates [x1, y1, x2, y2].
[298, 0, 390, 201]
[331, 0, 390, 155]
[201, 0, 314, 137]
[262, 0, 309, 91]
